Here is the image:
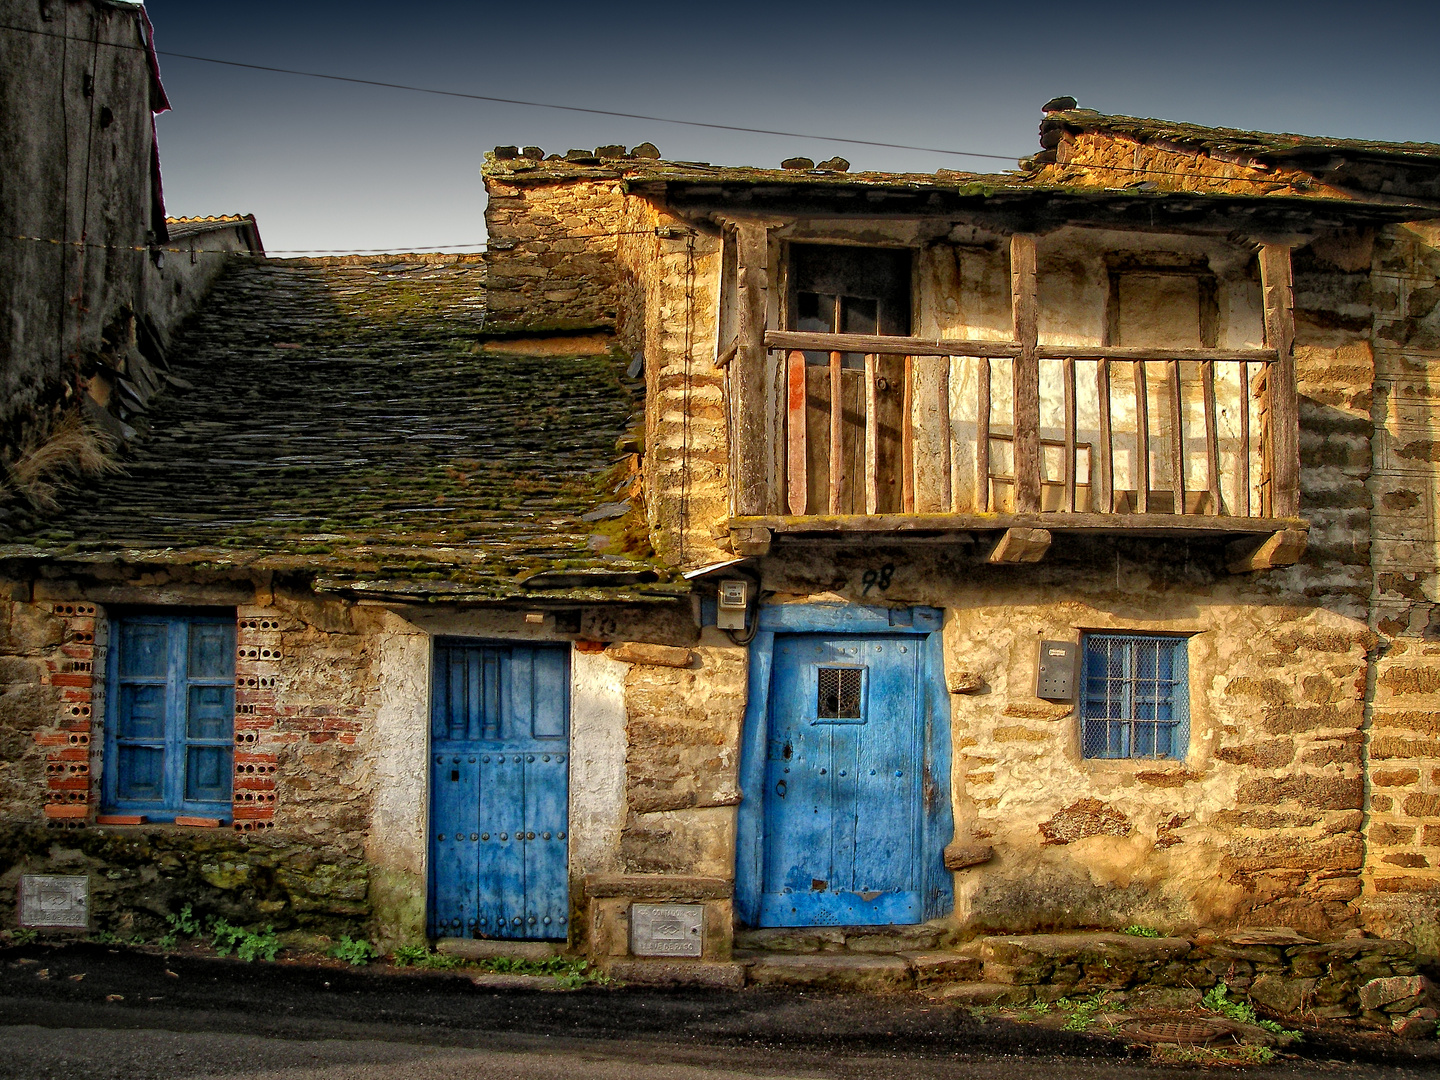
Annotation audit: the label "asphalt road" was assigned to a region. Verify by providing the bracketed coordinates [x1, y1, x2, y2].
[2, 944, 1438, 1080]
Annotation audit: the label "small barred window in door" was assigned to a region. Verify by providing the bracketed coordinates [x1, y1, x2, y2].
[817, 667, 863, 719]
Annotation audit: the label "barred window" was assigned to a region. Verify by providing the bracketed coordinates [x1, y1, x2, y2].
[817, 667, 863, 720]
[1080, 635, 1189, 760]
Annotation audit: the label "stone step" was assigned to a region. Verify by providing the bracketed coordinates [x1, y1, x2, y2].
[904, 951, 984, 986]
[734, 920, 959, 955]
[742, 953, 914, 992]
[926, 981, 1031, 1007]
[435, 938, 564, 962]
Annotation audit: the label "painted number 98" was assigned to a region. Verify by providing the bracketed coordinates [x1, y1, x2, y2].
[860, 564, 895, 596]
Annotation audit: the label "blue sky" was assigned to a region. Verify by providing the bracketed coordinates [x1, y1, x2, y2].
[143, 0, 1440, 254]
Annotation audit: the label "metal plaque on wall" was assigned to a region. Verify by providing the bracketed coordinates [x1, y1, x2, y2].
[19, 874, 89, 929]
[630, 902, 703, 957]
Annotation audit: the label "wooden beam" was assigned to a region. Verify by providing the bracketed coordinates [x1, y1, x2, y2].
[732, 512, 1307, 538]
[786, 350, 807, 515]
[988, 527, 1052, 564]
[762, 330, 1276, 363]
[715, 336, 738, 369]
[1227, 528, 1307, 572]
[733, 223, 772, 516]
[728, 525, 773, 557]
[1011, 234, 1041, 513]
[1259, 244, 1299, 519]
[766, 330, 1017, 358]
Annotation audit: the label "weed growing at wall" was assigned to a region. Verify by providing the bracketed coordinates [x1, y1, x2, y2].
[1122, 925, 1160, 938]
[329, 936, 379, 966]
[1202, 982, 1301, 1040]
[210, 918, 281, 962]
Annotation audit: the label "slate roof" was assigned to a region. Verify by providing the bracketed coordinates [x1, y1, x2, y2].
[0, 256, 669, 603]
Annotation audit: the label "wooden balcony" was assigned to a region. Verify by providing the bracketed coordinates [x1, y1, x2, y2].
[724, 232, 1305, 570]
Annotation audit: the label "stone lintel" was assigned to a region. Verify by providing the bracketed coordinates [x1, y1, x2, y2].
[584, 873, 732, 901]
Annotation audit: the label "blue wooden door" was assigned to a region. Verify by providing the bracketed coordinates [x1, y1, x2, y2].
[429, 642, 570, 940]
[760, 633, 922, 926]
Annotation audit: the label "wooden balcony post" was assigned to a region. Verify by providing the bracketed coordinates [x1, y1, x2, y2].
[733, 222, 773, 516]
[1259, 244, 1299, 518]
[1010, 234, 1041, 513]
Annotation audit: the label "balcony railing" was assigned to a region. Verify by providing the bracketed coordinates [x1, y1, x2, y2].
[723, 231, 1304, 566]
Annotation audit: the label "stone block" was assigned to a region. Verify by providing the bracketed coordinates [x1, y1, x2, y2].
[927, 981, 1030, 1007]
[943, 841, 994, 870]
[902, 951, 983, 985]
[1121, 986, 1204, 1011]
[1393, 1015, 1437, 1039]
[1249, 973, 1318, 1016]
[609, 960, 744, 989]
[605, 641, 694, 668]
[1359, 974, 1431, 1011]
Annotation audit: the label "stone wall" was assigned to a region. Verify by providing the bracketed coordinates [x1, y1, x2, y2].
[0, 573, 380, 938]
[481, 159, 625, 333]
[1362, 222, 1440, 949]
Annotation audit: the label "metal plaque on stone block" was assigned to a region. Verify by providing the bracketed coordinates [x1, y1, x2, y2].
[19, 874, 89, 929]
[630, 902, 703, 957]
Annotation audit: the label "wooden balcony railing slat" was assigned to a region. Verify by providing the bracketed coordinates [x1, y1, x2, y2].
[1134, 360, 1150, 514]
[865, 353, 880, 515]
[1063, 357, 1078, 513]
[1202, 359, 1221, 515]
[1011, 234, 1042, 513]
[828, 352, 843, 515]
[1096, 357, 1114, 514]
[937, 358, 952, 513]
[1168, 359, 1185, 515]
[977, 356, 992, 512]
[786, 350, 807, 515]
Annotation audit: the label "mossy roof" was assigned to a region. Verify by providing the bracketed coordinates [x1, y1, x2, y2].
[1041, 109, 1440, 165]
[0, 256, 673, 603]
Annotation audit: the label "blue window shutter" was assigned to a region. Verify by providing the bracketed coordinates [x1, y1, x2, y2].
[108, 614, 236, 819]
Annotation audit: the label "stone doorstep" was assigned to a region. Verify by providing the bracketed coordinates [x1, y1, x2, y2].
[435, 938, 564, 962]
[608, 960, 746, 989]
[470, 973, 564, 991]
[742, 952, 914, 992]
[734, 920, 958, 955]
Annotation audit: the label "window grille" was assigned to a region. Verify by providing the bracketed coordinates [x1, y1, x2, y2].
[817, 667, 863, 719]
[1080, 635, 1189, 760]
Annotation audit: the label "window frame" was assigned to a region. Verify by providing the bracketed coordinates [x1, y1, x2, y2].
[1079, 633, 1190, 762]
[102, 612, 237, 821]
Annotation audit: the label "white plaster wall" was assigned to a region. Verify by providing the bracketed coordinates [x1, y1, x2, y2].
[362, 607, 628, 891]
[364, 610, 430, 879]
[569, 650, 628, 877]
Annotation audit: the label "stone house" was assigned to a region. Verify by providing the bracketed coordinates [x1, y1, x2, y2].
[7, 98, 1440, 977]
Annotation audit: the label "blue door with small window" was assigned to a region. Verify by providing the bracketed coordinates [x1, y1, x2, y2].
[104, 614, 235, 820]
[429, 641, 570, 940]
[759, 633, 922, 926]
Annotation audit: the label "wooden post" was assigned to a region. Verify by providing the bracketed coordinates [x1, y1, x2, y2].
[828, 351, 843, 515]
[786, 350, 807, 515]
[1202, 359, 1221, 514]
[976, 357, 991, 512]
[1168, 358, 1185, 514]
[733, 223, 772, 516]
[1096, 358, 1113, 514]
[1259, 244, 1299, 519]
[1010, 234, 1041, 513]
[1134, 360, 1150, 514]
[865, 353, 880, 514]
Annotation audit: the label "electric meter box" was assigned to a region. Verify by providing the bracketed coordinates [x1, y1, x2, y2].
[717, 579, 748, 630]
[1035, 640, 1077, 701]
